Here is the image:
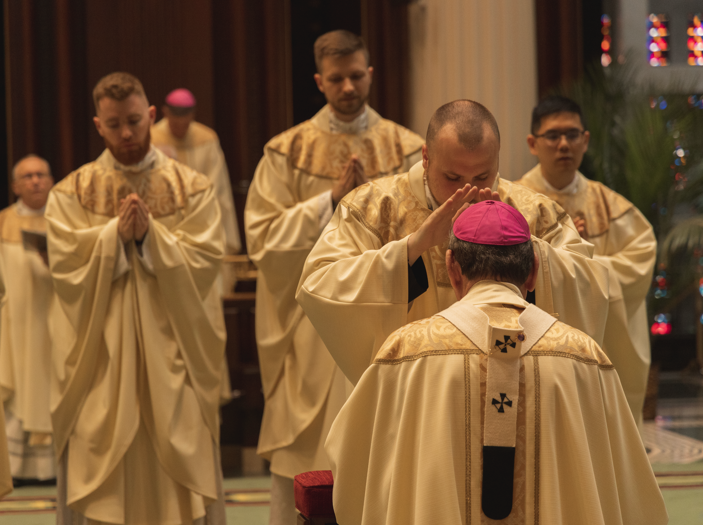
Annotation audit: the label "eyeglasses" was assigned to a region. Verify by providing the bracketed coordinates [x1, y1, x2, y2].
[17, 172, 50, 182]
[534, 129, 586, 145]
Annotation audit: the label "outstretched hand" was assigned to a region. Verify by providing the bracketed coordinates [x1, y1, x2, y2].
[407, 184, 477, 265]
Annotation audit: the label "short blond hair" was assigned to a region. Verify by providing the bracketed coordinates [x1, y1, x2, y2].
[313, 30, 369, 73]
[92, 72, 147, 113]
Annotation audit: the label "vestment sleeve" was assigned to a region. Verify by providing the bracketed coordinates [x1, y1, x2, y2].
[532, 214, 610, 345]
[296, 204, 411, 384]
[245, 148, 330, 300]
[593, 208, 656, 304]
[209, 141, 241, 254]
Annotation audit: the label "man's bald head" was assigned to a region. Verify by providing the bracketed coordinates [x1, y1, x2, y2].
[426, 100, 500, 152]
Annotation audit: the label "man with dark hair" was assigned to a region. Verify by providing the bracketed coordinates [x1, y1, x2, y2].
[325, 201, 667, 525]
[46, 71, 227, 524]
[517, 95, 656, 429]
[245, 29, 424, 524]
[0, 154, 56, 484]
[298, 99, 609, 388]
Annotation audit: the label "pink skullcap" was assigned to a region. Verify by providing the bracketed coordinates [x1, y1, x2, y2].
[453, 201, 530, 246]
[165, 88, 196, 108]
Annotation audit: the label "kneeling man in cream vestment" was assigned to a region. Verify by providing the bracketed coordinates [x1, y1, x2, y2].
[327, 201, 667, 525]
[47, 72, 227, 525]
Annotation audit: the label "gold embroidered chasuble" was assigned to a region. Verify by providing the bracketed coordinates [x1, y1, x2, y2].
[325, 281, 667, 525]
[297, 161, 610, 386]
[244, 105, 424, 476]
[517, 165, 656, 428]
[0, 266, 12, 499]
[151, 118, 241, 255]
[0, 203, 56, 479]
[46, 147, 226, 524]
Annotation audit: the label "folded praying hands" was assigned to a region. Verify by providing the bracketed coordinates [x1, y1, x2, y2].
[118, 193, 150, 243]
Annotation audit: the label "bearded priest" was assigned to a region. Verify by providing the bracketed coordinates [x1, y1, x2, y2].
[46, 72, 226, 525]
[297, 100, 610, 386]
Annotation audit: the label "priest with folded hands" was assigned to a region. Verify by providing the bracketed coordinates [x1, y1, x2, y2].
[46, 72, 227, 525]
[326, 200, 667, 525]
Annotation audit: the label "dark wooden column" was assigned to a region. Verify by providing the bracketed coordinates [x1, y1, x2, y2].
[535, 0, 584, 97]
[361, 0, 411, 127]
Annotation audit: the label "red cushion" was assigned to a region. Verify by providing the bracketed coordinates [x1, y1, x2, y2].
[294, 470, 335, 518]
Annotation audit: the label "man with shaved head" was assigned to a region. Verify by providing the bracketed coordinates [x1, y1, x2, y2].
[46, 72, 226, 524]
[298, 99, 610, 386]
[0, 154, 56, 484]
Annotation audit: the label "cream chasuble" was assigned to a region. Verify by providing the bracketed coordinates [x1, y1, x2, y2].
[46, 147, 227, 524]
[297, 161, 610, 385]
[0, 202, 56, 480]
[0, 266, 12, 499]
[245, 105, 424, 477]
[517, 165, 656, 428]
[152, 118, 241, 255]
[326, 281, 667, 525]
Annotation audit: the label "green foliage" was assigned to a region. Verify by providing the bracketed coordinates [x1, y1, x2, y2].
[556, 58, 703, 323]
[558, 59, 703, 239]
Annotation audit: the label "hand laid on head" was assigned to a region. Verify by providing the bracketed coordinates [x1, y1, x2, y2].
[573, 216, 588, 240]
[332, 155, 367, 206]
[477, 187, 501, 203]
[407, 184, 478, 265]
[118, 193, 151, 243]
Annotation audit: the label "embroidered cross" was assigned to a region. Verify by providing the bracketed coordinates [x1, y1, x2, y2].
[491, 393, 513, 413]
[495, 335, 516, 353]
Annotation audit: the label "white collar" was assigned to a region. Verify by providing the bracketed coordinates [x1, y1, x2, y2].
[16, 199, 45, 217]
[461, 280, 529, 308]
[328, 106, 369, 135]
[541, 172, 580, 195]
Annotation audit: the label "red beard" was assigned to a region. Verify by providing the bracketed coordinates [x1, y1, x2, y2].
[105, 128, 151, 166]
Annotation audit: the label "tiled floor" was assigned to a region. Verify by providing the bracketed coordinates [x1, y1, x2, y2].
[2, 370, 703, 524]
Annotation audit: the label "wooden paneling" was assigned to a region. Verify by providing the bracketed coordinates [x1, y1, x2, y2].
[535, 0, 583, 96]
[362, 0, 411, 127]
[84, 0, 215, 159]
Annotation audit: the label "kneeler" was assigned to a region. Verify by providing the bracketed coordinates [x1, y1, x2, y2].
[294, 470, 337, 525]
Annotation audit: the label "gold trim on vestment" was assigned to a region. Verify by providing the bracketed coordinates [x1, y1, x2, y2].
[526, 350, 615, 369]
[517, 168, 634, 239]
[465, 353, 471, 524]
[52, 155, 210, 219]
[374, 347, 482, 365]
[265, 115, 424, 180]
[0, 205, 46, 243]
[533, 356, 541, 525]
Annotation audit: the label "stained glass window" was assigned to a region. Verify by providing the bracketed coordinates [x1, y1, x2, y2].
[601, 15, 612, 67]
[648, 14, 669, 67]
[688, 14, 703, 66]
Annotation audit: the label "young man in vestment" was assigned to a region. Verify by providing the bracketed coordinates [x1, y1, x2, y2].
[516, 96, 657, 428]
[46, 72, 227, 525]
[244, 30, 424, 524]
[0, 155, 56, 483]
[297, 100, 610, 386]
[326, 201, 668, 525]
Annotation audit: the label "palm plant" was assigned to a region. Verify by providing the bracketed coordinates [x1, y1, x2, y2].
[559, 58, 703, 370]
